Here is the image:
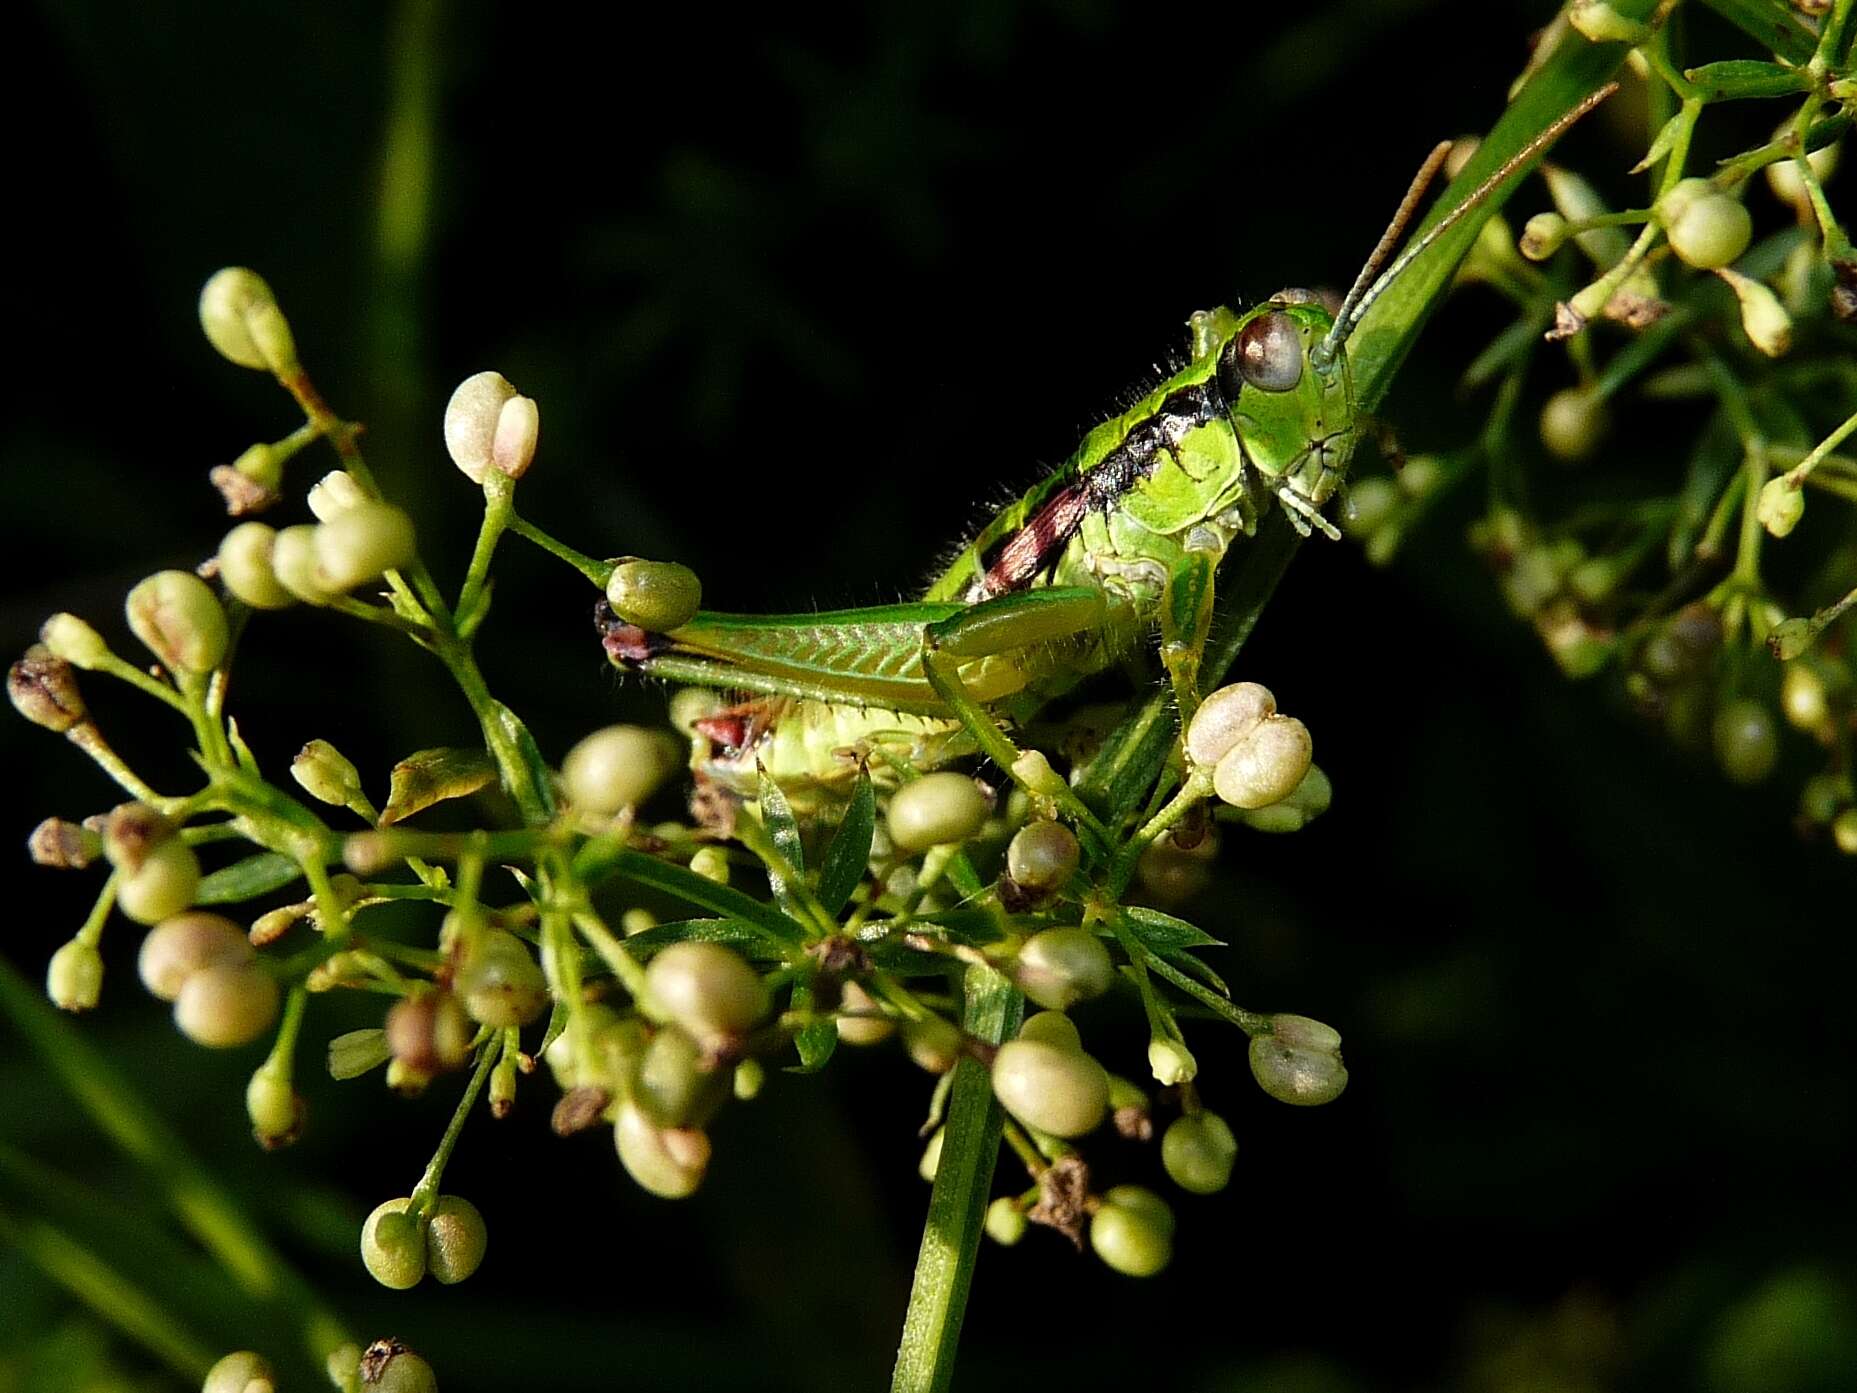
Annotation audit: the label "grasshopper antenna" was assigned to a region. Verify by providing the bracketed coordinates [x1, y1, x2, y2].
[1315, 81, 1619, 366]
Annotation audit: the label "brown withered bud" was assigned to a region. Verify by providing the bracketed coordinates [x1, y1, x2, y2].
[551, 1085, 612, 1136]
[384, 990, 475, 1075]
[28, 817, 101, 869]
[102, 802, 177, 875]
[8, 646, 87, 733]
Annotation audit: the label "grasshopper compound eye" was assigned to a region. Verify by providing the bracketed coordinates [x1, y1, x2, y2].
[1226, 310, 1304, 394]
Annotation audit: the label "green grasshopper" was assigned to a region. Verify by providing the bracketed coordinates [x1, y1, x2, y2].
[597, 95, 1610, 816]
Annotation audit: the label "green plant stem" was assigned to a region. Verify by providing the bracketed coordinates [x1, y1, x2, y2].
[410, 1037, 498, 1210]
[508, 510, 615, 589]
[891, 963, 1020, 1393]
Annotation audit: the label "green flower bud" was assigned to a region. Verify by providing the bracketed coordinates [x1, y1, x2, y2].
[1249, 1031, 1348, 1106]
[217, 523, 296, 610]
[1107, 1073, 1153, 1139]
[622, 908, 659, 937]
[1162, 1111, 1238, 1195]
[918, 1126, 945, 1182]
[176, 961, 280, 1047]
[645, 942, 767, 1043]
[198, 268, 297, 376]
[1781, 663, 1829, 732]
[990, 1038, 1110, 1138]
[269, 524, 334, 605]
[614, 1100, 710, 1198]
[667, 688, 725, 736]
[1213, 714, 1313, 810]
[562, 725, 683, 815]
[1713, 697, 1779, 785]
[733, 1058, 765, 1100]
[292, 739, 364, 807]
[328, 1027, 392, 1080]
[47, 939, 103, 1012]
[138, 912, 252, 1000]
[1663, 187, 1752, 270]
[1185, 681, 1275, 767]
[1270, 1013, 1342, 1051]
[1766, 135, 1839, 215]
[1757, 476, 1805, 539]
[9, 646, 86, 732]
[444, 371, 536, 485]
[1340, 476, 1399, 537]
[1231, 763, 1332, 833]
[835, 981, 896, 1046]
[314, 502, 416, 592]
[456, 930, 548, 1028]
[636, 1024, 730, 1128]
[1768, 618, 1814, 662]
[325, 1343, 363, 1390]
[886, 772, 990, 853]
[39, 613, 110, 669]
[1567, 0, 1650, 43]
[903, 1016, 963, 1074]
[117, 838, 203, 925]
[1519, 210, 1571, 261]
[126, 571, 228, 675]
[489, 1051, 519, 1119]
[245, 1069, 301, 1148]
[232, 440, 282, 490]
[1089, 1185, 1174, 1277]
[1005, 820, 1080, 895]
[1538, 386, 1610, 462]
[1014, 926, 1114, 1010]
[1018, 1009, 1082, 1051]
[424, 1194, 487, 1285]
[385, 991, 476, 1074]
[28, 817, 101, 869]
[1148, 1036, 1198, 1086]
[985, 1197, 1026, 1246]
[688, 846, 731, 884]
[305, 470, 364, 521]
[1136, 828, 1217, 906]
[1010, 749, 1068, 798]
[1715, 268, 1792, 358]
[202, 1349, 277, 1393]
[358, 1338, 438, 1393]
[360, 1198, 426, 1290]
[1834, 808, 1857, 855]
[605, 559, 702, 634]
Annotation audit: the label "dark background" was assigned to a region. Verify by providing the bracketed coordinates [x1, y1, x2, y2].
[4, 2, 1854, 1389]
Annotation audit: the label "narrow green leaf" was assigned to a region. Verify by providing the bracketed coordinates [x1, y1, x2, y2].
[380, 746, 497, 824]
[816, 772, 875, 916]
[891, 965, 1021, 1393]
[623, 918, 785, 957]
[1160, 948, 1230, 998]
[572, 844, 808, 952]
[1122, 905, 1226, 951]
[756, 765, 806, 918]
[195, 851, 302, 904]
[1683, 59, 1811, 101]
[788, 980, 838, 1073]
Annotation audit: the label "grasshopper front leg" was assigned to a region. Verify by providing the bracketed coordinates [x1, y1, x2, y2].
[919, 588, 1116, 852]
[1160, 545, 1219, 729]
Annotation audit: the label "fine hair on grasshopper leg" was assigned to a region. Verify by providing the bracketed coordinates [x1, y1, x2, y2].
[597, 84, 1617, 825]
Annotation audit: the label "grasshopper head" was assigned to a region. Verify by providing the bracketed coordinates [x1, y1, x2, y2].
[1216, 292, 1353, 511]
